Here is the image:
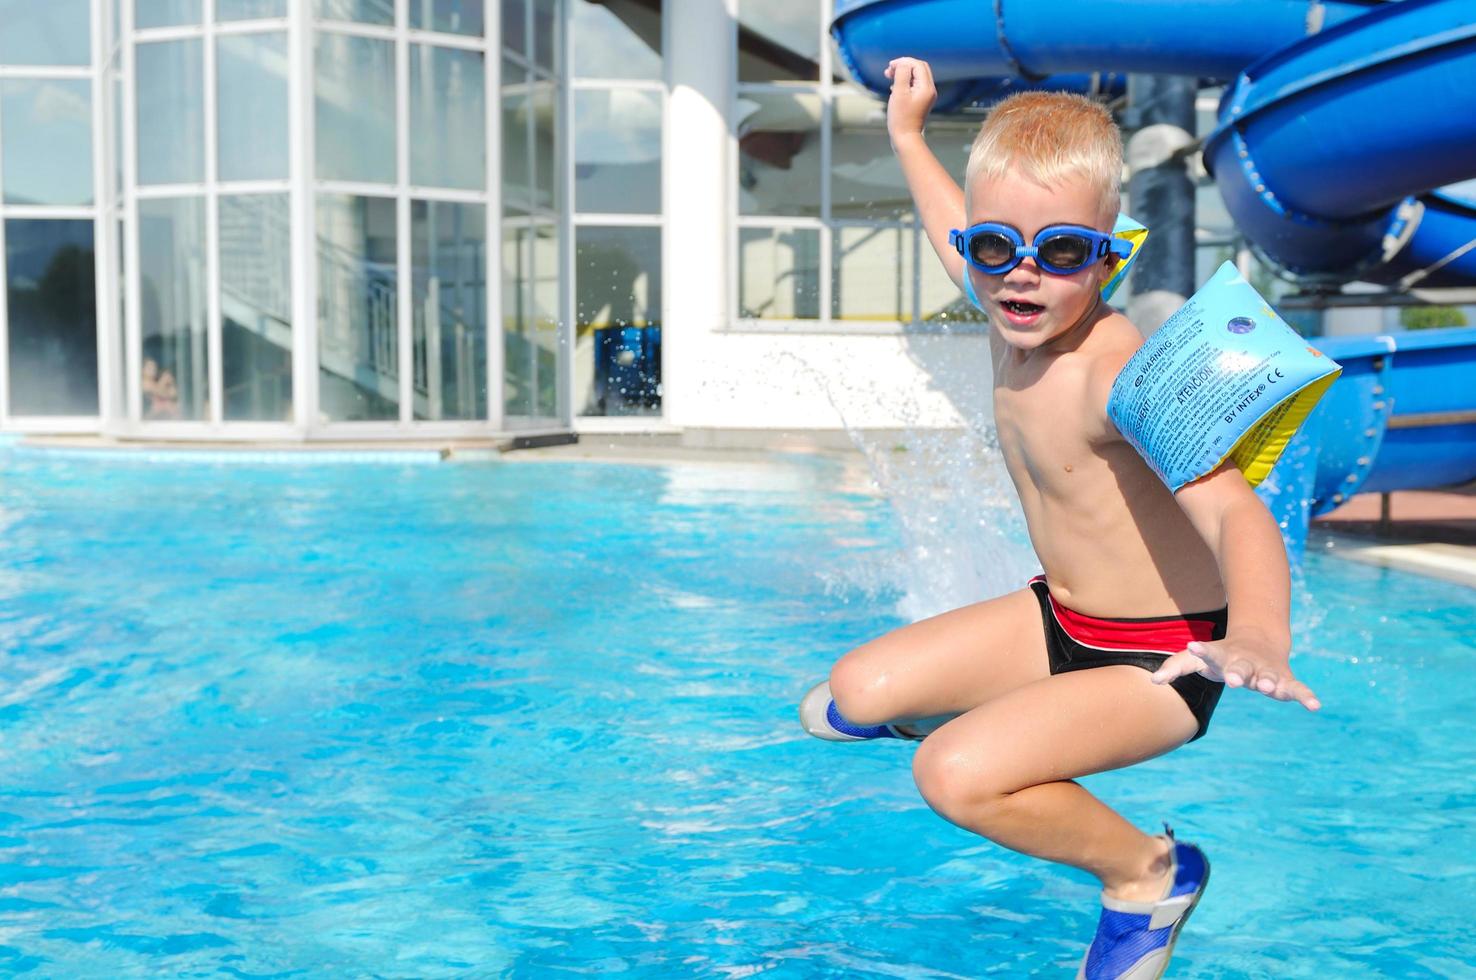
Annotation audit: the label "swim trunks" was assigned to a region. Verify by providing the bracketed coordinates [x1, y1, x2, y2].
[1027, 575, 1226, 741]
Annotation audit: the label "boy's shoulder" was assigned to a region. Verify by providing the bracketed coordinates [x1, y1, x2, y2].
[1066, 309, 1145, 440]
[1080, 309, 1144, 394]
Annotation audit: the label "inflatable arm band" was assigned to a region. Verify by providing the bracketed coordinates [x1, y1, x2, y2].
[962, 213, 1148, 311]
[1107, 261, 1342, 492]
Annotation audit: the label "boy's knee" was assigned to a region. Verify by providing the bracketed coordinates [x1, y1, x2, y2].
[911, 739, 1011, 828]
[827, 655, 895, 726]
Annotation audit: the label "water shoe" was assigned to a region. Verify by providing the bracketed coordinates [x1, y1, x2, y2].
[1077, 830, 1209, 979]
[798, 681, 924, 741]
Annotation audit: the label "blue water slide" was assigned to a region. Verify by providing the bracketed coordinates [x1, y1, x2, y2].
[831, 0, 1379, 93]
[1202, 0, 1476, 284]
[832, 0, 1476, 530]
[1300, 328, 1476, 509]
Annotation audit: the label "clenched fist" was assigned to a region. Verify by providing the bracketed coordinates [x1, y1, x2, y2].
[884, 57, 938, 148]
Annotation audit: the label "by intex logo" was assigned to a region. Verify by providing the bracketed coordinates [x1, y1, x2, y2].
[1227, 316, 1256, 335]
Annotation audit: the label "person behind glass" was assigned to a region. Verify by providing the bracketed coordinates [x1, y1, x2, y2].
[798, 59, 1321, 980]
[141, 355, 181, 420]
[141, 356, 161, 415]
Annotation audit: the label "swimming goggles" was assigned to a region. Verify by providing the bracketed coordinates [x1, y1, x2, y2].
[948, 222, 1134, 276]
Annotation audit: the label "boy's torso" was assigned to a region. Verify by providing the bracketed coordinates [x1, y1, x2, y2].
[989, 310, 1228, 619]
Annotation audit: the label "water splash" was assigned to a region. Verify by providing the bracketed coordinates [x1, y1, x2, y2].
[777, 349, 1037, 623]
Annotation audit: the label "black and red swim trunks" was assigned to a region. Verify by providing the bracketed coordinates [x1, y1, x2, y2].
[1027, 575, 1227, 741]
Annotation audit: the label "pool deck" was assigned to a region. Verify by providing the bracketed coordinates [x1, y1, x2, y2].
[1310, 484, 1476, 590]
[13, 431, 1476, 589]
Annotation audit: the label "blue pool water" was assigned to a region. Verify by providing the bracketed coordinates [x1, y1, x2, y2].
[0, 447, 1473, 977]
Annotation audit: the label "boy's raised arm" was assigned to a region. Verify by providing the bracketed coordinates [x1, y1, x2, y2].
[886, 58, 967, 291]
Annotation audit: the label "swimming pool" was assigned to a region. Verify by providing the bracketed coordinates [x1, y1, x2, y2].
[0, 447, 1471, 977]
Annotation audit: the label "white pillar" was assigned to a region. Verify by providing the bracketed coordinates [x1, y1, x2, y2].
[663, 0, 733, 429]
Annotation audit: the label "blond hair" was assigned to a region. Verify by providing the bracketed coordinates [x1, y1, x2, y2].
[964, 91, 1122, 224]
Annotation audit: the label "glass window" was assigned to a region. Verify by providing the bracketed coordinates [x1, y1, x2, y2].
[218, 0, 288, 19]
[501, 0, 526, 56]
[220, 195, 293, 421]
[575, 226, 660, 417]
[500, 220, 558, 420]
[412, 201, 487, 420]
[137, 0, 202, 29]
[920, 239, 984, 325]
[832, 225, 914, 323]
[925, 121, 977, 197]
[574, 89, 660, 214]
[532, 0, 558, 72]
[572, 0, 660, 81]
[739, 226, 819, 320]
[315, 33, 395, 184]
[0, 0, 90, 66]
[410, 45, 486, 190]
[5, 219, 98, 416]
[1, 79, 93, 206]
[501, 60, 529, 214]
[316, 194, 399, 421]
[531, 221, 560, 418]
[502, 221, 533, 417]
[315, 0, 394, 25]
[218, 32, 289, 182]
[737, 90, 821, 217]
[138, 197, 209, 421]
[737, 0, 820, 83]
[137, 39, 205, 186]
[531, 79, 557, 211]
[831, 93, 911, 220]
[411, 0, 484, 36]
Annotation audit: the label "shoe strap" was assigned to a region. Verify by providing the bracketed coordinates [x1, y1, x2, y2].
[1099, 890, 1194, 930]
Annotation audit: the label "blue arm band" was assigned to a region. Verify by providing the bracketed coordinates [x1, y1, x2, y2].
[1106, 262, 1342, 491]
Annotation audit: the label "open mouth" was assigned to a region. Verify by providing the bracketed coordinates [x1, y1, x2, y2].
[1000, 299, 1044, 316]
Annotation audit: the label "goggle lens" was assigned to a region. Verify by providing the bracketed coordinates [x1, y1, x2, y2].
[1038, 233, 1092, 270]
[969, 232, 1016, 269]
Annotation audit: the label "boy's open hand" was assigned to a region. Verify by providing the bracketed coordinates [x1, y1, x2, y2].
[884, 57, 937, 147]
[1152, 636, 1322, 712]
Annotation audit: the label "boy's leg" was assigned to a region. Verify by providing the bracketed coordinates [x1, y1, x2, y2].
[825, 586, 1050, 731]
[909, 665, 1199, 901]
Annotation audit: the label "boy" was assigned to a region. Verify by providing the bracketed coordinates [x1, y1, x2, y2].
[800, 59, 1321, 979]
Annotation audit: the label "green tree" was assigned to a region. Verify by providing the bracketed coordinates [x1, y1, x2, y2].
[1399, 304, 1468, 331]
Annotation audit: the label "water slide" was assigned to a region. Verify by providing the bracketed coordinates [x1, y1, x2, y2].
[830, 0, 1476, 535]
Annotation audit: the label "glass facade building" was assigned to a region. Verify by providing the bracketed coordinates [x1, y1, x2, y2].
[0, 0, 562, 438]
[0, 0, 1259, 441]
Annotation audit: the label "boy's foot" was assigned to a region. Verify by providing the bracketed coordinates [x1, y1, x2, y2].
[1077, 830, 1209, 980]
[798, 681, 924, 741]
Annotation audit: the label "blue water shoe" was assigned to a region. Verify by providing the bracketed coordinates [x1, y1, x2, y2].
[1077, 830, 1209, 979]
[798, 681, 923, 741]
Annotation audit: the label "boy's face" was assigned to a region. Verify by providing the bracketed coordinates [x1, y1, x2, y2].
[966, 169, 1116, 351]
